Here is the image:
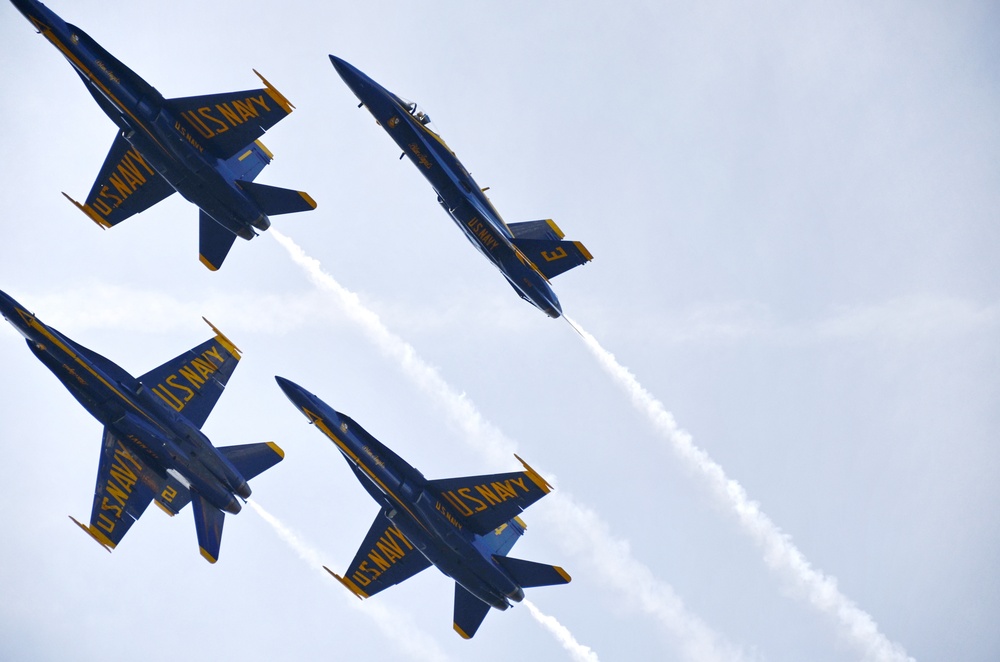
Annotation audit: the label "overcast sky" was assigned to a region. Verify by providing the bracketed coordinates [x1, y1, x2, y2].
[1, 1, 998, 661]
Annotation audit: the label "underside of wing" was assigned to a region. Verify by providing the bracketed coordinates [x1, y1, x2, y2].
[136, 321, 241, 429]
[329, 512, 430, 599]
[67, 132, 175, 229]
[74, 428, 164, 551]
[165, 71, 294, 160]
[426, 456, 553, 535]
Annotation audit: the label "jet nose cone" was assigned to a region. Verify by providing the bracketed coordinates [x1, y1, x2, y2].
[328, 55, 361, 83]
[275, 376, 313, 409]
[328, 55, 379, 98]
[274, 375, 300, 400]
[0, 289, 24, 322]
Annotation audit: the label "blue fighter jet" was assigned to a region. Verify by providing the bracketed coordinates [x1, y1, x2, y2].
[10, 0, 317, 270]
[276, 376, 570, 638]
[329, 55, 592, 318]
[0, 289, 284, 562]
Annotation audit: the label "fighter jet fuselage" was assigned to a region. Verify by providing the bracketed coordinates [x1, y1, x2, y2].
[277, 376, 570, 637]
[11, 0, 316, 269]
[0, 289, 283, 561]
[330, 55, 593, 318]
[276, 377, 524, 609]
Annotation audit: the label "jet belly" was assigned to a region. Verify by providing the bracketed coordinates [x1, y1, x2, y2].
[131, 111, 262, 241]
[385, 500, 515, 611]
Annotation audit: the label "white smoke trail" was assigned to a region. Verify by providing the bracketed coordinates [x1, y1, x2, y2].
[563, 316, 914, 662]
[270, 230, 514, 466]
[523, 599, 600, 662]
[271, 230, 745, 662]
[247, 501, 452, 662]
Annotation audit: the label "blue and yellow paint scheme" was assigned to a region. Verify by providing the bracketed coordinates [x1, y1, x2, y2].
[9, 0, 317, 270]
[276, 376, 570, 638]
[329, 55, 592, 318]
[0, 289, 284, 563]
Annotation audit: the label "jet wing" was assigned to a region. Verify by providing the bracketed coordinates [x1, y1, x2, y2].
[137, 321, 241, 429]
[329, 513, 431, 599]
[426, 456, 553, 535]
[165, 72, 295, 160]
[67, 132, 175, 229]
[72, 428, 166, 551]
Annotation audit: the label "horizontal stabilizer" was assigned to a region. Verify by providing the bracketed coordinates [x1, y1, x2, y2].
[511, 237, 593, 280]
[508, 219, 565, 241]
[199, 210, 239, 271]
[453, 583, 493, 639]
[153, 473, 192, 516]
[219, 442, 285, 481]
[239, 181, 317, 216]
[192, 493, 226, 563]
[492, 555, 571, 588]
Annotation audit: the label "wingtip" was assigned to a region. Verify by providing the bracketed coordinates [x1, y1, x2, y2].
[514, 454, 553, 493]
[199, 254, 221, 271]
[68, 516, 114, 552]
[199, 546, 219, 564]
[323, 566, 367, 599]
[202, 317, 242, 358]
[254, 68, 294, 113]
[62, 192, 111, 229]
[453, 623, 474, 640]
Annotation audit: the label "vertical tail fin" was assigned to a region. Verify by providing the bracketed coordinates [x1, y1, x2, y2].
[453, 583, 493, 639]
[192, 493, 226, 563]
[218, 442, 285, 481]
[199, 211, 239, 271]
[238, 181, 317, 216]
[476, 517, 526, 558]
[493, 555, 571, 588]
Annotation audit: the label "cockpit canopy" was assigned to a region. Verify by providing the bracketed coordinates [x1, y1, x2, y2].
[399, 96, 432, 126]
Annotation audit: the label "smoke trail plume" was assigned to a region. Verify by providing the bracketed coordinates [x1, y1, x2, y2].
[523, 599, 600, 662]
[271, 230, 744, 662]
[563, 316, 913, 662]
[248, 501, 452, 662]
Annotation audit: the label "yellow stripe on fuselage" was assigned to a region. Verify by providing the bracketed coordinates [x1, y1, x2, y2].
[38, 26, 173, 159]
[21, 310, 158, 427]
[309, 413, 429, 535]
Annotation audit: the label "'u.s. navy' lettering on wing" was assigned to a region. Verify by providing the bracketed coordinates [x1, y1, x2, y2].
[151, 344, 226, 412]
[351, 525, 414, 587]
[179, 95, 272, 140]
[89, 148, 157, 216]
[439, 476, 531, 517]
[96, 441, 143, 534]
